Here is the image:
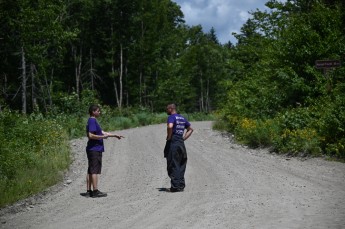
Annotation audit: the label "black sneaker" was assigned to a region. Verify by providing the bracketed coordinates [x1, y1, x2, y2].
[80, 190, 92, 197]
[92, 190, 107, 198]
[167, 187, 184, 193]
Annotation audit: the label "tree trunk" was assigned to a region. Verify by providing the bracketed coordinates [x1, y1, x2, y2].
[125, 65, 129, 107]
[37, 74, 48, 113]
[119, 43, 123, 109]
[31, 63, 37, 111]
[110, 37, 120, 108]
[199, 71, 204, 112]
[21, 46, 27, 114]
[1, 73, 8, 112]
[110, 25, 122, 109]
[139, 70, 143, 106]
[206, 78, 210, 113]
[140, 19, 144, 106]
[46, 68, 54, 109]
[90, 48, 94, 90]
[112, 52, 120, 108]
[73, 45, 82, 99]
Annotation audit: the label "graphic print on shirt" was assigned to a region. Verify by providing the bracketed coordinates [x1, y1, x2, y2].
[167, 114, 190, 136]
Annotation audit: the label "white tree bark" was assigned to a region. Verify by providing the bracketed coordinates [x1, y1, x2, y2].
[73, 46, 82, 99]
[21, 46, 27, 114]
[119, 43, 123, 109]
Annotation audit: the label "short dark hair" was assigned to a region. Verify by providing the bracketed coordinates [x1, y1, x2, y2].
[89, 104, 100, 115]
[167, 103, 177, 109]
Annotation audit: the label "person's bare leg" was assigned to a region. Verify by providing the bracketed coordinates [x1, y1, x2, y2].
[91, 174, 98, 190]
[86, 174, 92, 190]
[90, 174, 106, 197]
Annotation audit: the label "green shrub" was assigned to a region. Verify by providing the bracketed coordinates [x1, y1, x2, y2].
[0, 111, 70, 207]
[152, 113, 168, 124]
[235, 118, 277, 148]
[116, 117, 133, 129]
[325, 138, 345, 159]
[273, 127, 323, 156]
[135, 112, 154, 126]
[187, 112, 216, 121]
[275, 108, 313, 130]
[212, 119, 228, 131]
[216, 100, 344, 159]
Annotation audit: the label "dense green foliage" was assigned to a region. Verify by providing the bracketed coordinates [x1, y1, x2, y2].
[0, 0, 225, 113]
[216, 0, 345, 160]
[0, 111, 70, 207]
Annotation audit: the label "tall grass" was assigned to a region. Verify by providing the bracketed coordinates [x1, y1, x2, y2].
[0, 111, 70, 207]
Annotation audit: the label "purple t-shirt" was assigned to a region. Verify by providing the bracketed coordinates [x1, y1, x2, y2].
[167, 114, 191, 136]
[86, 118, 104, 152]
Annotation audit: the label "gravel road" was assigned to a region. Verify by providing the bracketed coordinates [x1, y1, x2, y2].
[1, 121, 345, 229]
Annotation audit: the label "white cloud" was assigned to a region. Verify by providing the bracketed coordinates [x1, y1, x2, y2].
[172, 0, 271, 44]
[239, 10, 250, 22]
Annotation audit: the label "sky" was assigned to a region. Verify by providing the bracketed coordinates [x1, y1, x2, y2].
[171, 0, 274, 44]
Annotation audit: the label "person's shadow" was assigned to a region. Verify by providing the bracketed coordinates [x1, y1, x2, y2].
[157, 188, 170, 192]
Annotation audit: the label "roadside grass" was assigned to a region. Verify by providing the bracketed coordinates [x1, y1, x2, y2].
[0, 112, 71, 208]
[0, 109, 214, 208]
[0, 150, 70, 207]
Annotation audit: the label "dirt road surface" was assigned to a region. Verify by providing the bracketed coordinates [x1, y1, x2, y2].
[1, 121, 345, 229]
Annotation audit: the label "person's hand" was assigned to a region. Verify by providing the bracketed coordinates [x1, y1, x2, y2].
[115, 135, 125, 140]
[103, 133, 109, 139]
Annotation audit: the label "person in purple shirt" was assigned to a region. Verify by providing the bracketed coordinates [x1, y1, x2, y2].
[164, 103, 193, 192]
[84, 104, 124, 198]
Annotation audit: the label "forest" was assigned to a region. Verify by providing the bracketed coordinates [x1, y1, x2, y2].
[0, 0, 227, 113]
[0, 0, 344, 206]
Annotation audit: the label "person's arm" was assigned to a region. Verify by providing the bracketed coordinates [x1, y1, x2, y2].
[87, 118, 107, 140]
[88, 131, 108, 140]
[166, 123, 173, 141]
[183, 126, 193, 141]
[104, 131, 125, 139]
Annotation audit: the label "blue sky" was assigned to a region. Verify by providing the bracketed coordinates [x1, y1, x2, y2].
[171, 0, 276, 44]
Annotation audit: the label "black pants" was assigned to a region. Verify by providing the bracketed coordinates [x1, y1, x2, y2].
[164, 135, 187, 190]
